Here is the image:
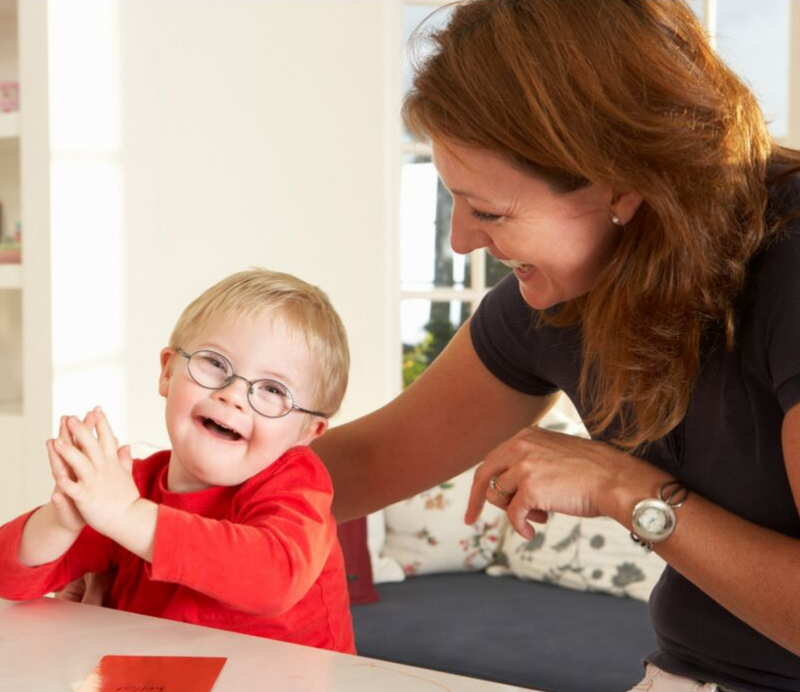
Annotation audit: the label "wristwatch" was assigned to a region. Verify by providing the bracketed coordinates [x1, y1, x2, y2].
[630, 480, 689, 551]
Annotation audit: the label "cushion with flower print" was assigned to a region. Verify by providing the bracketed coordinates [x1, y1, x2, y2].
[490, 513, 666, 602]
[382, 467, 506, 576]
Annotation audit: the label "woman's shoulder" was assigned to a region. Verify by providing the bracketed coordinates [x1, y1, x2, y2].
[765, 163, 800, 233]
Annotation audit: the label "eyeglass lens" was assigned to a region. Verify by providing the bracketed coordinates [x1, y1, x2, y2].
[187, 350, 294, 418]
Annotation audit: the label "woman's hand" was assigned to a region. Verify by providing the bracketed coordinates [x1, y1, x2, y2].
[465, 425, 652, 539]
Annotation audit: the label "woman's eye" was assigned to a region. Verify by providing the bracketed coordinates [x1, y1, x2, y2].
[471, 209, 502, 223]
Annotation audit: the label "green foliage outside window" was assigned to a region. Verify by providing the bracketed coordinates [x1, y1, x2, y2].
[402, 305, 468, 389]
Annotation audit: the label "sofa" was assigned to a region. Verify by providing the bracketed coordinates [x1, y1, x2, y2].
[343, 404, 664, 692]
[351, 572, 655, 692]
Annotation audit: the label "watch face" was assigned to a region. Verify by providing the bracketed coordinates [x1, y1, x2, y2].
[640, 507, 667, 533]
[632, 499, 676, 542]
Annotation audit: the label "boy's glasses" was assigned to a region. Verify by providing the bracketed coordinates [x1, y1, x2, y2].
[175, 347, 327, 419]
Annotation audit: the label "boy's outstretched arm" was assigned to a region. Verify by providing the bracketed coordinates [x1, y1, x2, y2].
[56, 408, 158, 563]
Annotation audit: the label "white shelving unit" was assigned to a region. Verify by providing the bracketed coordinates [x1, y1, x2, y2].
[0, 1, 22, 432]
[0, 0, 50, 520]
[0, 111, 19, 139]
[0, 264, 21, 288]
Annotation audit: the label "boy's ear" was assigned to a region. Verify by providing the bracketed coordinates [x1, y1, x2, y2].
[297, 416, 329, 447]
[158, 348, 175, 398]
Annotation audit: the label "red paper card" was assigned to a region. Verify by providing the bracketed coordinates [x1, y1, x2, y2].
[75, 655, 227, 692]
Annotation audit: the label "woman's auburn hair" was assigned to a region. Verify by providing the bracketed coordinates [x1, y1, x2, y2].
[404, 0, 800, 449]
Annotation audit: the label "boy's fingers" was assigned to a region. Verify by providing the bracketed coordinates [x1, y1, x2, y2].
[53, 436, 93, 480]
[82, 409, 97, 432]
[59, 415, 71, 446]
[46, 439, 69, 482]
[93, 407, 119, 459]
[65, 417, 103, 465]
[56, 474, 82, 500]
[118, 445, 134, 474]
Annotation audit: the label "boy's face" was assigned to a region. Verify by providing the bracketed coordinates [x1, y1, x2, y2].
[158, 310, 327, 492]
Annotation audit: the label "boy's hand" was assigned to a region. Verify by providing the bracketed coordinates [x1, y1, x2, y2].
[54, 407, 140, 539]
[46, 411, 103, 534]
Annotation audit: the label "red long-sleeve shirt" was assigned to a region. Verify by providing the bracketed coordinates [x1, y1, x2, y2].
[0, 448, 355, 653]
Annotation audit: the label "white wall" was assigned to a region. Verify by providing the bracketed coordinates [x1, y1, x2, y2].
[117, 1, 395, 447]
[8, 0, 398, 519]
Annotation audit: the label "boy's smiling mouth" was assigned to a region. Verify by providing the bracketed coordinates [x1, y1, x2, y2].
[200, 416, 243, 442]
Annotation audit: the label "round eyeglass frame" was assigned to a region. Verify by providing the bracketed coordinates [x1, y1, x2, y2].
[175, 347, 328, 419]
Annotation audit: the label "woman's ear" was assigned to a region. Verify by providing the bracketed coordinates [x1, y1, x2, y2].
[610, 189, 644, 225]
[158, 348, 175, 398]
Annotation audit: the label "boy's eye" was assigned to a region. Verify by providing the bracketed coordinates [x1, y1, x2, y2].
[256, 381, 289, 398]
[471, 209, 502, 223]
[200, 354, 227, 371]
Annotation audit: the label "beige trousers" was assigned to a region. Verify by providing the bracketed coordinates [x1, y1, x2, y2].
[626, 664, 737, 692]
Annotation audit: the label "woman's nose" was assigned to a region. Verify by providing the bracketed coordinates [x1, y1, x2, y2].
[449, 202, 491, 255]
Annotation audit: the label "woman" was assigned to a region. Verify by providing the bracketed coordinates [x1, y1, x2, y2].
[317, 1, 800, 690]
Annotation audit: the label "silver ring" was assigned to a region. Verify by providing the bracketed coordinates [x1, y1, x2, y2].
[489, 476, 511, 500]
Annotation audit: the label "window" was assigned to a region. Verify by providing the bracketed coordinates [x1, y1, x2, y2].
[693, 0, 794, 142]
[398, 2, 510, 390]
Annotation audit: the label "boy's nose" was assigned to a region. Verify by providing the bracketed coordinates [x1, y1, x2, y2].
[213, 375, 250, 411]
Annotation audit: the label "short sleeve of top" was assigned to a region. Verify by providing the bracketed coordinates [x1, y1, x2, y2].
[751, 175, 800, 413]
[470, 274, 565, 397]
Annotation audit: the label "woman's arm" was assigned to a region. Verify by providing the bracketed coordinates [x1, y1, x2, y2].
[640, 401, 800, 655]
[314, 320, 558, 522]
[466, 403, 800, 656]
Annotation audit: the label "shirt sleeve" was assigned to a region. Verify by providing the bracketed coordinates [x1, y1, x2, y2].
[470, 273, 561, 396]
[0, 510, 112, 600]
[149, 448, 336, 616]
[756, 216, 800, 413]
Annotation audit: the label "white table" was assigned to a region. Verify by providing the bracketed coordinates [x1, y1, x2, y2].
[0, 597, 538, 692]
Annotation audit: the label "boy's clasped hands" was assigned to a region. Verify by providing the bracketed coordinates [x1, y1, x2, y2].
[46, 408, 155, 560]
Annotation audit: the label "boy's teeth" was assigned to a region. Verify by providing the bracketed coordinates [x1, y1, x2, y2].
[203, 417, 242, 441]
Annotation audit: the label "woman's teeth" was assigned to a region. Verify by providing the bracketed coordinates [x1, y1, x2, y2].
[499, 258, 532, 271]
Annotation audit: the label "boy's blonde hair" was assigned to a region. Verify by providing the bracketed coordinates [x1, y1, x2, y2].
[169, 269, 349, 418]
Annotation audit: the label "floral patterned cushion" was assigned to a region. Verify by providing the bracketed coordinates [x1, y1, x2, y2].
[490, 513, 666, 602]
[382, 467, 505, 576]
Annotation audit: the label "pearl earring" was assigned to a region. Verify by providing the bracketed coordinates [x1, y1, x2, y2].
[611, 214, 622, 226]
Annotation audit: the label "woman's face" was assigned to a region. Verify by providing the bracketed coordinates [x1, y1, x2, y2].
[432, 141, 641, 310]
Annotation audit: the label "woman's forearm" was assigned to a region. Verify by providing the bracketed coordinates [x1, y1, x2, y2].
[602, 446, 800, 657]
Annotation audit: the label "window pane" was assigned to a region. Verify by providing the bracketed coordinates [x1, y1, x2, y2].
[686, 0, 707, 23]
[402, 298, 470, 388]
[716, 0, 790, 138]
[485, 254, 512, 288]
[400, 154, 470, 290]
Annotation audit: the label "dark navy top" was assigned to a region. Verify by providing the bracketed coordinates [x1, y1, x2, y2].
[470, 172, 800, 691]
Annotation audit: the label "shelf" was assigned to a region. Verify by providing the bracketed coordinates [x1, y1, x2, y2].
[0, 112, 19, 139]
[0, 264, 21, 288]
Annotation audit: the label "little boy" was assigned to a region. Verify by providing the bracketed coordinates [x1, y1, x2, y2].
[0, 269, 354, 653]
